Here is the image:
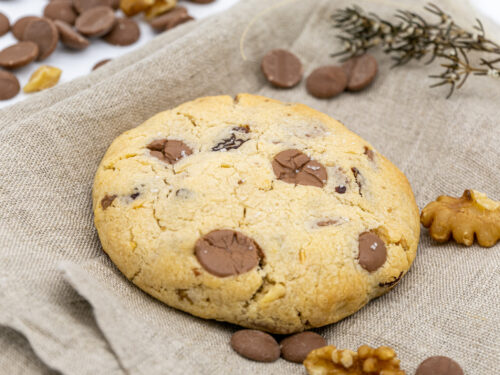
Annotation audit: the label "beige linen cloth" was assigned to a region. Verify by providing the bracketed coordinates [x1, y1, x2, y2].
[0, 0, 499, 373]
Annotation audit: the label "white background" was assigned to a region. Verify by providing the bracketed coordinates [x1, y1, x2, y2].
[0, 0, 498, 108]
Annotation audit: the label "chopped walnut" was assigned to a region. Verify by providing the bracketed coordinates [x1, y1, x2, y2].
[304, 345, 405, 375]
[421, 189, 500, 247]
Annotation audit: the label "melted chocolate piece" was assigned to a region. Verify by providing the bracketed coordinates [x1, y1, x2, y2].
[195, 230, 262, 277]
[358, 232, 387, 272]
[272, 149, 327, 188]
[147, 139, 193, 164]
[212, 126, 250, 151]
[101, 194, 116, 210]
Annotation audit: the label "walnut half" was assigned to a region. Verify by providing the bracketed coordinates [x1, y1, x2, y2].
[304, 345, 405, 375]
[421, 190, 500, 247]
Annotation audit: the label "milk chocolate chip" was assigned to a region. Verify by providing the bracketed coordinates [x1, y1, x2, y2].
[44, 1, 78, 25]
[195, 230, 262, 277]
[23, 18, 59, 61]
[416, 356, 464, 375]
[101, 194, 116, 209]
[0, 70, 20, 100]
[0, 42, 39, 69]
[0, 13, 10, 37]
[12, 16, 41, 41]
[358, 232, 387, 272]
[280, 332, 327, 363]
[306, 66, 347, 99]
[104, 18, 140, 46]
[261, 49, 303, 88]
[342, 54, 378, 91]
[75, 6, 116, 37]
[92, 58, 111, 70]
[149, 7, 193, 31]
[231, 330, 280, 362]
[73, 0, 114, 14]
[55, 20, 90, 50]
[272, 149, 327, 188]
[147, 139, 193, 164]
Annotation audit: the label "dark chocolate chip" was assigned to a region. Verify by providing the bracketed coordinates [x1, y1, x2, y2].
[54, 20, 90, 50]
[0, 13, 10, 37]
[212, 127, 250, 151]
[101, 194, 116, 209]
[147, 139, 193, 164]
[335, 185, 347, 194]
[12, 16, 41, 41]
[130, 192, 139, 200]
[75, 6, 115, 37]
[306, 66, 347, 99]
[195, 230, 262, 277]
[44, 1, 78, 25]
[73, 0, 114, 14]
[92, 58, 111, 70]
[149, 7, 193, 32]
[230, 330, 280, 362]
[272, 149, 327, 188]
[342, 54, 378, 91]
[416, 356, 464, 375]
[261, 49, 303, 88]
[280, 332, 327, 363]
[104, 18, 140, 46]
[0, 70, 20, 100]
[0, 42, 39, 69]
[358, 232, 387, 272]
[351, 167, 363, 196]
[364, 146, 375, 161]
[23, 18, 59, 61]
[379, 271, 403, 288]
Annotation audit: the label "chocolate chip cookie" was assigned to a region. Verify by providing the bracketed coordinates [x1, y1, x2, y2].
[93, 94, 420, 334]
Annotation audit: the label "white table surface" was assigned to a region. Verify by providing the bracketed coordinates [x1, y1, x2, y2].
[0, 0, 498, 108]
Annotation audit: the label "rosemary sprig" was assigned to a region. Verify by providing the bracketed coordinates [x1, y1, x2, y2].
[332, 3, 500, 98]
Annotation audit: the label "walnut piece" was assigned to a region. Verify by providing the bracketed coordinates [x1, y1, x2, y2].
[421, 190, 500, 247]
[23, 65, 61, 93]
[304, 345, 405, 375]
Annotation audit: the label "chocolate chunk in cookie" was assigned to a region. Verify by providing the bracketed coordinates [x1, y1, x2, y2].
[351, 167, 364, 195]
[147, 139, 192, 164]
[272, 149, 327, 188]
[231, 330, 280, 362]
[212, 126, 250, 151]
[335, 185, 346, 194]
[364, 146, 375, 161]
[195, 230, 262, 277]
[280, 332, 327, 363]
[261, 49, 303, 88]
[358, 232, 387, 272]
[101, 194, 116, 209]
